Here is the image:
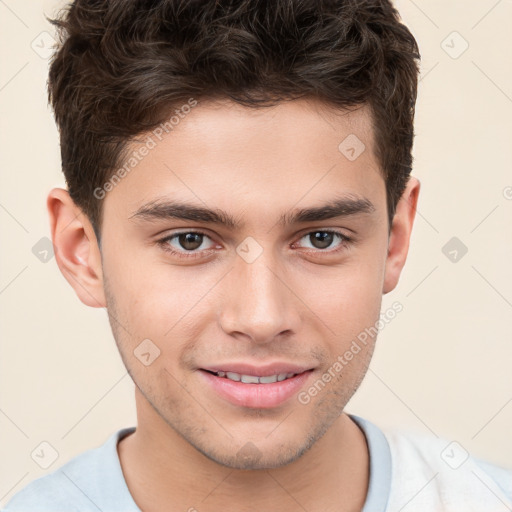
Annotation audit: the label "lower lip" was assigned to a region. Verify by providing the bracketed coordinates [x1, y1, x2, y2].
[198, 369, 314, 409]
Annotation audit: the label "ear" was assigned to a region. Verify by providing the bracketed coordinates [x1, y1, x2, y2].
[47, 187, 106, 308]
[382, 176, 421, 294]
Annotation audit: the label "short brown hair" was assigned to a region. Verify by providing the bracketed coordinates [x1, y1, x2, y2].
[47, 0, 421, 243]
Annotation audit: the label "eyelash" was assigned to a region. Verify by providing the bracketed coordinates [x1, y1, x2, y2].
[156, 229, 354, 260]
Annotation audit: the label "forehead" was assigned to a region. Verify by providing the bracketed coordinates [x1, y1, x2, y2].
[102, 97, 385, 228]
[165, 97, 376, 160]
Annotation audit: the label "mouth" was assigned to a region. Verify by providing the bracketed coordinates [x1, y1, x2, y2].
[198, 368, 315, 408]
[201, 369, 302, 384]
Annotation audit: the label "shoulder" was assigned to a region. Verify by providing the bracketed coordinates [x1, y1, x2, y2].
[3, 427, 136, 512]
[3, 448, 103, 512]
[2, 470, 86, 512]
[381, 426, 512, 511]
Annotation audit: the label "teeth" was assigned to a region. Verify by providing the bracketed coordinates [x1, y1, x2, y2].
[215, 371, 298, 384]
[259, 375, 278, 384]
[241, 374, 260, 384]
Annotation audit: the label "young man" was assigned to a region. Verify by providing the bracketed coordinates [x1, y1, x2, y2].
[4, 1, 511, 511]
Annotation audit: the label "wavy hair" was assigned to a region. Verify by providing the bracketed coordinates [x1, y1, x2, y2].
[47, 0, 421, 241]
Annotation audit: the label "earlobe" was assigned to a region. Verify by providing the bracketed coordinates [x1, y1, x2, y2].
[47, 187, 106, 308]
[382, 176, 421, 295]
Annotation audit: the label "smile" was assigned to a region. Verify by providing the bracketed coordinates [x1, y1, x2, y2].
[205, 370, 299, 384]
[199, 368, 315, 408]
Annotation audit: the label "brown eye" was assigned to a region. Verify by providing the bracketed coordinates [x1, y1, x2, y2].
[309, 231, 335, 249]
[158, 231, 217, 258]
[297, 230, 350, 252]
[177, 232, 204, 251]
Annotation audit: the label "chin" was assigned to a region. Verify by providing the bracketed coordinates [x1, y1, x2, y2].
[191, 432, 319, 471]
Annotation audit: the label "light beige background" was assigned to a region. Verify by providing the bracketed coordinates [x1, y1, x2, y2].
[1, 0, 511, 505]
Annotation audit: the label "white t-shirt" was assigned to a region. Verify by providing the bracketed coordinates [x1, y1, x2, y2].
[3, 415, 512, 511]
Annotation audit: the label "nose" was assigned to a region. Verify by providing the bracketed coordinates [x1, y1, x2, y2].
[218, 249, 302, 345]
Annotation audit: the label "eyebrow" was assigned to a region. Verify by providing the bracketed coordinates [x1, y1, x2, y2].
[129, 194, 376, 230]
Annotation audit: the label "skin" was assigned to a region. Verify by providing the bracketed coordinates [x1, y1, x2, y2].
[48, 97, 420, 512]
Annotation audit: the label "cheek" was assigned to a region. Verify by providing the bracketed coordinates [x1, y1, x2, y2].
[304, 257, 384, 328]
[105, 259, 216, 360]
[104, 244, 192, 317]
[104, 226, 386, 345]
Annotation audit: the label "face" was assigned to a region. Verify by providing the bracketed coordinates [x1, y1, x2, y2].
[55, 97, 417, 470]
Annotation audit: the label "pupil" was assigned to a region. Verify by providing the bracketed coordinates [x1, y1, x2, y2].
[180, 233, 202, 250]
[312, 231, 333, 249]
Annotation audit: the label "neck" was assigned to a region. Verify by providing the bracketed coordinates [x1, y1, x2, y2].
[117, 389, 369, 512]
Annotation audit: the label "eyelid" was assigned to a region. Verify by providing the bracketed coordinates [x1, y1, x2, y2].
[157, 228, 355, 260]
[157, 229, 219, 251]
[294, 225, 354, 240]
[292, 229, 354, 251]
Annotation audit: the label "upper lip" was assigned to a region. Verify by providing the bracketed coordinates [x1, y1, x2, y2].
[200, 362, 315, 377]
